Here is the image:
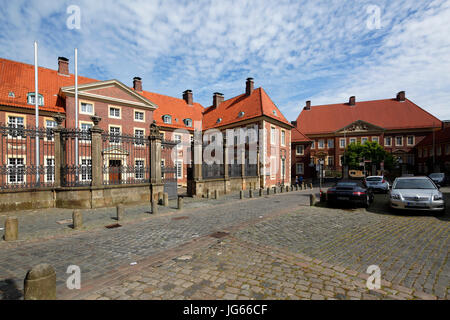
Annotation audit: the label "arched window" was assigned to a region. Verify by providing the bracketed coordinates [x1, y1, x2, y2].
[216, 118, 222, 124]
[184, 118, 192, 127]
[162, 115, 172, 124]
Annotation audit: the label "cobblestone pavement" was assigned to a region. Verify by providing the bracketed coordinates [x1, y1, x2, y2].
[0, 188, 313, 299]
[81, 237, 439, 301]
[0, 187, 448, 300]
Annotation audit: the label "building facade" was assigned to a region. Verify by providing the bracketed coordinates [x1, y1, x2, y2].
[291, 93, 442, 179]
[416, 121, 450, 175]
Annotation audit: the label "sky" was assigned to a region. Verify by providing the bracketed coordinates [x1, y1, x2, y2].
[1, 0, 450, 122]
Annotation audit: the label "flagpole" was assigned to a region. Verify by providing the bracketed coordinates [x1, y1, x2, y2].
[75, 48, 79, 181]
[34, 41, 40, 185]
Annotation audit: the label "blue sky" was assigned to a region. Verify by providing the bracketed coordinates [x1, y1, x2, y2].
[1, 0, 450, 122]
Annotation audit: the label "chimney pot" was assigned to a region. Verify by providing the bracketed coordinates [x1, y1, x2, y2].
[246, 77, 254, 96]
[304, 100, 311, 111]
[133, 77, 142, 92]
[291, 121, 297, 127]
[58, 57, 69, 75]
[183, 90, 193, 105]
[397, 91, 406, 102]
[213, 92, 224, 108]
[349, 96, 356, 106]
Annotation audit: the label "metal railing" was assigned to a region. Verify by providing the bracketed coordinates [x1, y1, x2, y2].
[61, 128, 92, 187]
[0, 123, 55, 190]
[102, 132, 150, 185]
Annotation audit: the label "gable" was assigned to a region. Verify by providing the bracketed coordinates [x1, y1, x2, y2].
[60, 79, 157, 110]
[336, 120, 385, 134]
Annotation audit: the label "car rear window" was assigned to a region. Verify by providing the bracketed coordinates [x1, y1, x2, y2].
[429, 173, 444, 178]
[394, 179, 436, 190]
[366, 177, 382, 182]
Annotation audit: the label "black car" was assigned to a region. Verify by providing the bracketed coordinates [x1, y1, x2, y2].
[326, 179, 374, 208]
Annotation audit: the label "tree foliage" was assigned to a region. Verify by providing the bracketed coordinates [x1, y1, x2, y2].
[343, 141, 396, 170]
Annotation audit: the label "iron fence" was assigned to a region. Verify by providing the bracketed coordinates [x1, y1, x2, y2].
[61, 129, 92, 187]
[202, 163, 224, 179]
[0, 123, 55, 190]
[102, 132, 150, 185]
[229, 164, 242, 177]
[244, 164, 258, 177]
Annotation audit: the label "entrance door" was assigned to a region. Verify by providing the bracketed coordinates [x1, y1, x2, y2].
[109, 160, 122, 184]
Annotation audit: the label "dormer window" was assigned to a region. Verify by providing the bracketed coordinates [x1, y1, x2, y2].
[272, 110, 277, 116]
[8, 91, 15, 98]
[27, 92, 44, 106]
[238, 111, 245, 118]
[162, 115, 172, 124]
[184, 118, 192, 127]
[216, 118, 222, 124]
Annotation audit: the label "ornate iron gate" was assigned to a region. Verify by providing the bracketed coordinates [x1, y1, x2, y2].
[161, 140, 178, 199]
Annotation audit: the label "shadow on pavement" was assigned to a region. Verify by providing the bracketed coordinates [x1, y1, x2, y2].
[0, 278, 22, 300]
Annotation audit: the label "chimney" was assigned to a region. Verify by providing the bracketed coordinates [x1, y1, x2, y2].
[303, 100, 311, 111]
[183, 90, 193, 105]
[133, 77, 142, 92]
[58, 57, 69, 75]
[212, 92, 224, 108]
[349, 96, 356, 106]
[396, 91, 406, 102]
[291, 120, 297, 127]
[246, 77, 254, 96]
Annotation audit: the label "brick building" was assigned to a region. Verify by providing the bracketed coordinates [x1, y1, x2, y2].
[292, 93, 442, 179]
[202, 78, 293, 188]
[416, 121, 450, 175]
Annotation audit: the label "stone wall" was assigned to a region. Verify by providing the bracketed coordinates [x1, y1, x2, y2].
[188, 176, 260, 198]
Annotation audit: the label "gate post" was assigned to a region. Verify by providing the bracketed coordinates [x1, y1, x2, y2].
[52, 113, 66, 188]
[90, 115, 103, 187]
[193, 129, 202, 181]
[149, 121, 164, 203]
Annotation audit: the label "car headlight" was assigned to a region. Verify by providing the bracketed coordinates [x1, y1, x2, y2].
[391, 194, 401, 200]
[433, 195, 443, 201]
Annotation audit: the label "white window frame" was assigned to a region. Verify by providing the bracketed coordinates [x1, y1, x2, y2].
[163, 115, 172, 124]
[327, 139, 334, 149]
[79, 121, 93, 142]
[395, 136, 403, 147]
[310, 141, 315, 149]
[135, 159, 145, 180]
[134, 109, 145, 122]
[134, 128, 145, 146]
[296, 145, 304, 156]
[339, 138, 346, 149]
[80, 158, 92, 182]
[318, 139, 325, 149]
[372, 136, 379, 144]
[7, 115, 25, 139]
[270, 127, 277, 145]
[7, 156, 26, 184]
[80, 101, 94, 115]
[281, 130, 286, 146]
[296, 163, 304, 175]
[109, 125, 122, 144]
[27, 92, 44, 106]
[44, 156, 55, 183]
[349, 138, 357, 144]
[174, 134, 182, 149]
[327, 156, 334, 166]
[385, 136, 392, 146]
[176, 160, 183, 179]
[407, 135, 415, 146]
[109, 106, 121, 119]
[361, 137, 368, 145]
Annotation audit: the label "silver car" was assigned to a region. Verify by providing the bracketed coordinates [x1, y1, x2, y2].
[390, 176, 445, 214]
[365, 176, 390, 193]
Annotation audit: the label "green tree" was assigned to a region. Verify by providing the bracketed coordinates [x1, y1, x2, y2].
[343, 141, 396, 170]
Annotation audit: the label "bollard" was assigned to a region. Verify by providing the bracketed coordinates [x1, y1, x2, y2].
[273, 187, 277, 194]
[116, 204, 124, 221]
[302, 183, 305, 190]
[72, 210, 82, 230]
[158, 191, 164, 204]
[240, 190, 244, 199]
[4, 217, 18, 241]
[249, 189, 253, 198]
[309, 194, 317, 206]
[259, 188, 263, 197]
[163, 193, 169, 206]
[177, 196, 184, 210]
[280, 186, 284, 193]
[267, 187, 271, 195]
[291, 185, 294, 192]
[215, 190, 219, 199]
[206, 189, 210, 199]
[286, 186, 289, 192]
[310, 183, 313, 190]
[295, 185, 299, 191]
[152, 200, 158, 214]
[24, 263, 56, 300]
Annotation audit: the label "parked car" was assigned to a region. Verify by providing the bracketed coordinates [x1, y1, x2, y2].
[364, 176, 390, 193]
[428, 173, 446, 187]
[390, 176, 445, 215]
[327, 179, 374, 208]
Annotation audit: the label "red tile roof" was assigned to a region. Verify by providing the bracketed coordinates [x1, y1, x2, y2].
[0, 58, 97, 113]
[296, 98, 442, 135]
[202, 87, 291, 129]
[141, 91, 204, 131]
[292, 127, 312, 143]
[417, 126, 450, 146]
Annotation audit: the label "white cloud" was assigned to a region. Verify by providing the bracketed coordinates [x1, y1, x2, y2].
[0, 0, 449, 122]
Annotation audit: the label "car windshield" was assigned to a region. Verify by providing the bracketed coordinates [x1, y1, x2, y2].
[429, 173, 444, 179]
[366, 177, 382, 182]
[394, 179, 436, 190]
